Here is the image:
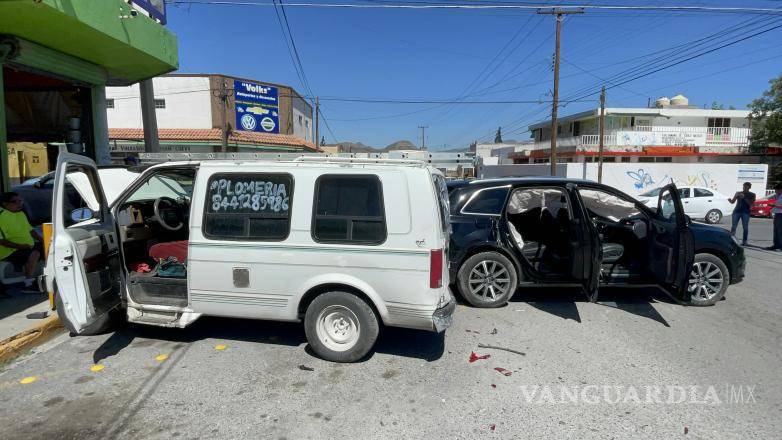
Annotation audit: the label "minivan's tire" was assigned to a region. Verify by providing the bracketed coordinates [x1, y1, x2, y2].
[687, 253, 729, 306]
[705, 209, 723, 224]
[304, 291, 379, 363]
[54, 289, 120, 336]
[457, 252, 518, 308]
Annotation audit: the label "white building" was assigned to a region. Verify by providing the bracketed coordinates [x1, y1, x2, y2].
[105, 74, 316, 155]
[510, 95, 757, 164]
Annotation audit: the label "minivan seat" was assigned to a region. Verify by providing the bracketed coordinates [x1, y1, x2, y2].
[601, 242, 624, 263]
[149, 240, 188, 263]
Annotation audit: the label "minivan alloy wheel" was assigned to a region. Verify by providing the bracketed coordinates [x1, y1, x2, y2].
[688, 260, 724, 301]
[316, 305, 361, 352]
[468, 260, 512, 301]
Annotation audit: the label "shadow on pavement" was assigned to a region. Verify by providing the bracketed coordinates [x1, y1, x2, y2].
[508, 285, 671, 326]
[92, 315, 444, 364]
[0, 287, 48, 321]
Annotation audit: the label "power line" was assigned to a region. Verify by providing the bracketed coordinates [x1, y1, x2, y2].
[169, 1, 782, 15]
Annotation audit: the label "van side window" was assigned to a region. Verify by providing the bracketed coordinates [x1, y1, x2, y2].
[203, 173, 293, 241]
[312, 175, 386, 244]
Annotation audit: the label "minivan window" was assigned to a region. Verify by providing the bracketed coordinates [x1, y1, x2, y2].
[203, 173, 293, 240]
[312, 175, 386, 244]
[462, 187, 509, 216]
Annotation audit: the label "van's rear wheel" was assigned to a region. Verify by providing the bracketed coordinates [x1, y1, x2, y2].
[457, 252, 517, 308]
[304, 291, 379, 362]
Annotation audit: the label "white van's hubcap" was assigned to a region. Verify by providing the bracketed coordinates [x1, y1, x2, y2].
[688, 261, 724, 301]
[468, 260, 511, 301]
[317, 305, 360, 352]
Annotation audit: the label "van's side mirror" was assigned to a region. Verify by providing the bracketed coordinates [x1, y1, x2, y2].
[70, 207, 93, 223]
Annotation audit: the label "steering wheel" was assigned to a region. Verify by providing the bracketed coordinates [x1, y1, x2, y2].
[153, 196, 185, 231]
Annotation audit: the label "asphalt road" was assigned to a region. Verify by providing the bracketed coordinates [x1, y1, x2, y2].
[1, 219, 780, 439]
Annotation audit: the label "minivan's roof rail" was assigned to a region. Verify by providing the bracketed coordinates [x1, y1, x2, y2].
[137, 152, 475, 169]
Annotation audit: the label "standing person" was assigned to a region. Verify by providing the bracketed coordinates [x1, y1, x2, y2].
[728, 182, 756, 246]
[0, 192, 44, 293]
[766, 183, 782, 251]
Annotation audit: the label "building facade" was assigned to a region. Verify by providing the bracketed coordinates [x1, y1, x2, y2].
[1, 0, 178, 188]
[512, 95, 766, 165]
[106, 74, 315, 155]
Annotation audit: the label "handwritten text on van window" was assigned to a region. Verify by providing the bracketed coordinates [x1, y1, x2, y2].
[210, 179, 289, 213]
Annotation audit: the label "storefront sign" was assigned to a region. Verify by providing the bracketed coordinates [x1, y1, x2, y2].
[130, 1, 167, 24]
[234, 80, 280, 134]
[616, 131, 707, 147]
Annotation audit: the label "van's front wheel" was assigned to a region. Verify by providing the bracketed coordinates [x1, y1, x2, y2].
[304, 291, 379, 362]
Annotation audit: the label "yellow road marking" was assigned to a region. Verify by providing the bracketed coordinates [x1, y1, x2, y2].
[19, 376, 37, 384]
[155, 354, 169, 362]
[90, 364, 105, 372]
[214, 344, 227, 351]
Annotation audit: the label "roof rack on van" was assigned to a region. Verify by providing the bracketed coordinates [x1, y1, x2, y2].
[136, 152, 475, 168]
[292, 156, 426, 166]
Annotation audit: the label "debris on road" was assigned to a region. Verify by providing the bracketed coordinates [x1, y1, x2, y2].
[490, 328, 498, 335]
[465, 329, 480, 334]
[491, 384, 497, 389]
[298, 364, 315, 371]
[469, 351, 491, 363]
[490, 424, 496, 432]
[684, 426, 689, 435]
[494, 367, 512, 377]
[478, 343, 526, 356]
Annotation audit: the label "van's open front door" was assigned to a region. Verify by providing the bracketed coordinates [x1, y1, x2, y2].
[649, 184, 695, 303]
[566, 184, 600, 302]
[52, 153, 122, 333]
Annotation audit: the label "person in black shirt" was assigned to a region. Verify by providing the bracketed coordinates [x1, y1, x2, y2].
[728, 182, 756, 246]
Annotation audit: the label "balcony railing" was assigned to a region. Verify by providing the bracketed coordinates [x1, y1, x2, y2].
[531, 126, 750, 152]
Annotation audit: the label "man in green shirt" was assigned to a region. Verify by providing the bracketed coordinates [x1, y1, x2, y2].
[0, 192, 44, 296]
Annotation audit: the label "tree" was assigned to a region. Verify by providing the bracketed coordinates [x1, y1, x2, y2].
[748, 74, 782, 153]
[494, 127, 503, 144]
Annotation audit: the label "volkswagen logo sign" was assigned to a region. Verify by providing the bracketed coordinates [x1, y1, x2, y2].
[240, 114, 257, 131]
[260, 117, 276, 132]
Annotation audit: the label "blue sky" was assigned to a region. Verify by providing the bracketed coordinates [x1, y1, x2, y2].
[166, 1, 782, 149]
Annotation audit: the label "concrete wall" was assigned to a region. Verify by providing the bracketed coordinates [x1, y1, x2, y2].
[106, 76, 212, 129]
[480, 162, 768, 197]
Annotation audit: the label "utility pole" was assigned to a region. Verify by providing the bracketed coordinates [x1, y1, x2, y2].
[597, 86, 606, 183]
[218, 79, 229, 152]
[537, 7, 584, 176]
[419, 125, 428, 150]
[314, 96, 320, 148]
[139, 79, 160, 153]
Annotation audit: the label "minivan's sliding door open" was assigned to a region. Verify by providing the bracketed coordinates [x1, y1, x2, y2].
[52, 153, 122, 333]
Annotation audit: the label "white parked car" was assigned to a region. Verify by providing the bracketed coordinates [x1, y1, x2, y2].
[637, 186, 732, 224]
[44, 153, 455, 362]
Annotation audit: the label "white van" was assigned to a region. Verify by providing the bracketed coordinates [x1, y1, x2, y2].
[44, 153, 455, 362]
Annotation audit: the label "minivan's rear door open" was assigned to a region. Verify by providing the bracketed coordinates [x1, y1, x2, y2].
[649, 184, 694, 303]
[52, 153, 122, 333]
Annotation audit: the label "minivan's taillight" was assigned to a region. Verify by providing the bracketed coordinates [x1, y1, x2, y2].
[430, 249, 443, 288]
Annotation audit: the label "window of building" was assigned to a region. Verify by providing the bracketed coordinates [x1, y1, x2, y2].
[657, 157, 672, 163]
[638, 157, 655, 163]
[534, 158, 549, 164]
[298, 115, 303, 124]
[203, 173, 293, 241]
[106, 99, 115, 109]
[585, 156, 594, 162]
[621, 157, 632, 162]
[602, 157, 616, 163]
[708, 118, 730, 128]
[312, 175, 386, 244]
[154, 99, 166, 109]
[557, 125, 562, 135]
[694, 188, 714, 197]
[462, 187, 510, 216]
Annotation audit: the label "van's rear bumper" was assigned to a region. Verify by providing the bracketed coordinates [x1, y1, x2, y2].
[432, 292, 456, 332]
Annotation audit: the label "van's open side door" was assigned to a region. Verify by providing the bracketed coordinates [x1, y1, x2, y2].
[648, 183, 695, 303]
[566, 184, 601, 302]
[52, 153, 122, 333]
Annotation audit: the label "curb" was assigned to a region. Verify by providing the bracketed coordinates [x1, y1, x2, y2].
[0, 314, 63, 363]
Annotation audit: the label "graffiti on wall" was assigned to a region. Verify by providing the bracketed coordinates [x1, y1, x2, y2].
[626, 168, 718, 190]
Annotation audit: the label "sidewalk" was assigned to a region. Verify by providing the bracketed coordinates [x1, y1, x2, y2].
[0, 284, 60, 361]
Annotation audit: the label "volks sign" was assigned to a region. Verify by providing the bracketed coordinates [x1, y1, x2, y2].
[234, 80, 280, 134]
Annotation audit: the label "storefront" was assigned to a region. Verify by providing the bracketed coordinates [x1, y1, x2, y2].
[0, 0, 178, 190]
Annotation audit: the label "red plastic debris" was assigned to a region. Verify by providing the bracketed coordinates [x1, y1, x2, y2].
[490, 424, 496, 431]
[491, 384, 497, 389]
[469, 351, 491, 363]
[494, 367, 512, 376]
[684, 427, 689, 435]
